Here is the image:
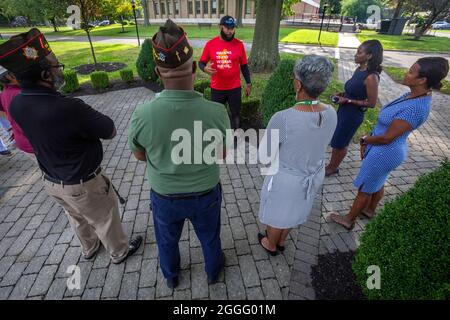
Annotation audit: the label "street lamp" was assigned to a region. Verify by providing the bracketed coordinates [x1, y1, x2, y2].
[318, 4, 328, 47]
[131, 0, 141, 46]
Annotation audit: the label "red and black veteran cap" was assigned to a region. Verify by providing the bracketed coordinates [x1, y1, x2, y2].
[0, 28, 52, 74]
[152, 19, 193, 69]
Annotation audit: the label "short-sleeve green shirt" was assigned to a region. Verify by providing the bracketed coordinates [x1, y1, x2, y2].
[128, 90, 231, 194]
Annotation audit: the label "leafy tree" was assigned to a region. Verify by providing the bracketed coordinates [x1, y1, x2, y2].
[322, 0, 342, 15]
[341, 0, 383, 22]
[74, 0, 102, 69]
[100, 0, 133, 22]
[0, 0, 69, 31]
[282, 0, 301, 17]
[412, 0, 450, 40]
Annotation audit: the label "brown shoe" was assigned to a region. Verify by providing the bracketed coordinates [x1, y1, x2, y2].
[329, 213, 354, 230]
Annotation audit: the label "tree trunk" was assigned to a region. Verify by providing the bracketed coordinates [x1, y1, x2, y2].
[248, 0, 283, 73]
[142, 0, 150, 26]
[235, 0, 244, 27]
[414, 10, 440, 40]
[50, 17, 58, 32]
[393, 0, 404, 19]
[85, 29, 98, 70]
[121, 15, 125, 32]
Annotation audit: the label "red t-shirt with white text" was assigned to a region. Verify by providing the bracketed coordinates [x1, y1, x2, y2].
[200, 36, 247, 91]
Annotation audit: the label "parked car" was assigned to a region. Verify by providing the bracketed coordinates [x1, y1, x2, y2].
[10, 16, 28, 27]
[98, 20, 110, 27]
[432, 21, 450, 29]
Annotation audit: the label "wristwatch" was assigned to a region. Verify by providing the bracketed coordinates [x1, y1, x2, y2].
[360, 135, 368, 145]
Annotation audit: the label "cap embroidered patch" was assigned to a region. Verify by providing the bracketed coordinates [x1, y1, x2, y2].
[23, 46, 39, 60]
[158, 52, 166, 62]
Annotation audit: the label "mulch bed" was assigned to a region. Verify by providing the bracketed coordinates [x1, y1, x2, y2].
[311, 251, 366, 300]
[66, 79, 164, 97]
[74, 62, 127, 75]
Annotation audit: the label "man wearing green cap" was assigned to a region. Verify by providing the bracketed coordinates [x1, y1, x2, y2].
[0, 28, 142, 265]
[129, 19, 231, 289]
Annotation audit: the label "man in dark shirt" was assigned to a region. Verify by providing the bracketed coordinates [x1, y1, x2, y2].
[0, 28, 142, 264]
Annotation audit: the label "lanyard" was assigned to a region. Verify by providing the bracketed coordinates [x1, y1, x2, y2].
[295, 100, 320, 106]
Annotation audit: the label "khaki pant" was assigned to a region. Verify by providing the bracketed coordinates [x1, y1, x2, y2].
[43, 171, 129, 263]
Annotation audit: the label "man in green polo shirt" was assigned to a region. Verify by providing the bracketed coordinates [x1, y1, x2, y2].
[128, 20, 230, 289]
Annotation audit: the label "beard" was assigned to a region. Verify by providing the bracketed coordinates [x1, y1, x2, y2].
[52, 73, 66, 91]
[221, 30, 235, 42]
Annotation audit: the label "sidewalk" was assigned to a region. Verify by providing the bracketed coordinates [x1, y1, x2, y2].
[337, 32, 361, 49]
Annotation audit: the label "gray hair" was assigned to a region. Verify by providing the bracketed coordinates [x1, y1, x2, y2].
[293, 55, 334, 98]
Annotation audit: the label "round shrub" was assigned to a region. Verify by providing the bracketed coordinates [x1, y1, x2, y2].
[194, 79, 210, 94]
[120, 69, 134, 84]
[61, 70, 80, 93]
[90, 71, 109, 90]
[136, 38, 158, 82]
[261, 58, 296, 126]
[353, 161, 450, 299]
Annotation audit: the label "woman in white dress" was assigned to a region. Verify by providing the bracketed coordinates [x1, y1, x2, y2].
[258, 55, 338, 255]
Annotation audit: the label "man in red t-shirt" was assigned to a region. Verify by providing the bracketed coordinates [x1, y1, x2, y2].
[199, 15, 252, 129]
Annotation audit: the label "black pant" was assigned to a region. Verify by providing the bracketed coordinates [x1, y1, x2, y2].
[211, 87, 242, 129]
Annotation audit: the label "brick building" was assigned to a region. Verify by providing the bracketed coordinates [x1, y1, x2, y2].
[145, 0, 321, 24]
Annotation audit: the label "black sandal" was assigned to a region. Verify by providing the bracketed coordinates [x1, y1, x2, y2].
[257, 233, 278, 256]
[265, 230, 285, 252]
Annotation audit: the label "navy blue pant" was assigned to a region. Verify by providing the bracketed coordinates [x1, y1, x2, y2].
[150, 184, 223, 280]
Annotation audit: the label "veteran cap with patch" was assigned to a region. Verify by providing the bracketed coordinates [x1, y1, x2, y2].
[152, 19, 193, 69]
[0, 28, 52, 74]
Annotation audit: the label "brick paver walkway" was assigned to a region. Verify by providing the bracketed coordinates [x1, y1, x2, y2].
[0, 87, 301, 300]
[0, 56, 449, 299]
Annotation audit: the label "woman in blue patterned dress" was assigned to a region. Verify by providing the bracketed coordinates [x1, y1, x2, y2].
[330, 57, 449, 230]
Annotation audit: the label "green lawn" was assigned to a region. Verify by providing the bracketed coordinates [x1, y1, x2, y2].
[280, 28, 338, 46]
[384, 65, 450, 95]
[0, 24, 339, 46]
[356, 30, 450, 52]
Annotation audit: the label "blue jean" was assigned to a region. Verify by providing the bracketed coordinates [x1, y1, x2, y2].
[150, 184, 223, 280]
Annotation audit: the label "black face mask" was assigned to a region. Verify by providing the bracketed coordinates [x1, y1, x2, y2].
[221, 30, 235, 42]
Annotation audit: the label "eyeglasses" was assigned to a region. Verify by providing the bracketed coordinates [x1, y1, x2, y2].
[51, 63, 65, 71]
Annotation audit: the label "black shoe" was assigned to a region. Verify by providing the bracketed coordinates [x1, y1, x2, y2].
[265, 230, 285, 252]
[0, 150, 12, 156]
[82, 241, 101, 260]
[208, 252, 225, 285]
[166, 276, 179, 289]
[258, 233, 278, 256]
[112, 235, 143, 264]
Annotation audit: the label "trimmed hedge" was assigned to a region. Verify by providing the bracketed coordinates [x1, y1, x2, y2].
[61, 70, 80, 93]
[120, 69, 134, 84]
[261, 58, 296, 126]
[90, 71, 109, 90]
[136, 38, 158, 82]
[204, 87, 261, 126]
[194, 79, 210, 94]
[353, 161, 450, 300]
